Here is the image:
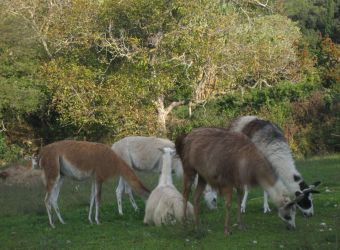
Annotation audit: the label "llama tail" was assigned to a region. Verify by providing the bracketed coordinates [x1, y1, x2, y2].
[175, 133, 187, 160]
[117, 159, 150, 200]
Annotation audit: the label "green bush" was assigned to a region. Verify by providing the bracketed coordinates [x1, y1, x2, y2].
[170, 81, 337, 157]
[0, 134, 22, 167]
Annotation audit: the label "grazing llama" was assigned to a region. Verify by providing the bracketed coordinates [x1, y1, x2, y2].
[144, 147, 194, 226]
[228, 116, 320, 216]
[176, 127, 307, 235]
[0, 156, 40, 185]
[38, 140, 150, 228]
[112, 136, 217, 215]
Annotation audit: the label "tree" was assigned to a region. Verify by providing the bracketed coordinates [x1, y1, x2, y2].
[3, 0, 100, 58]
[97, 0, 306, 133]
[23, 0, 309, 138]
[282, 0, 340, 44]
[0, 6, 45, 161]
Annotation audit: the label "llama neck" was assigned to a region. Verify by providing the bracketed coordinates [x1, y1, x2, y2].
[256, 141, 302, 194]
[158, 152, 173, 187]
[263, 179, 290, 207]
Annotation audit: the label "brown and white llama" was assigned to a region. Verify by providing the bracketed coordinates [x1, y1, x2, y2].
[175, 127, 303, 236]
[144, 147, 194, 226]
[228, 116, 320, 216]
[38, 140, 150, 228]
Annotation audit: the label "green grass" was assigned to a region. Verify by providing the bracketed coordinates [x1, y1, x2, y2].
[0, 155, 339, 249]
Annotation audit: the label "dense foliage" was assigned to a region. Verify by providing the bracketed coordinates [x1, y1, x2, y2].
[0, 0, 338, 165]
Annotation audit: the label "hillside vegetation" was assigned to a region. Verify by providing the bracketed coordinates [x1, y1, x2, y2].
[0, 0, 339, 165]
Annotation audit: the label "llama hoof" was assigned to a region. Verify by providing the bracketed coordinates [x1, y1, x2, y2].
[241, 207, 246, 213]
[263, 207, 271, 213]
[224, 228, 232, 236]
[95, 220, 101, 225]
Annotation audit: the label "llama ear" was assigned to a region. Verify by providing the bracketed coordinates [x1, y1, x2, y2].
[310, 181, 321, 188]
[302, 181, 321, 194]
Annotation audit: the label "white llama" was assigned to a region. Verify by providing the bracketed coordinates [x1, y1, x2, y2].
[112, 136, 217, 215]
[144, 147, 194, 226]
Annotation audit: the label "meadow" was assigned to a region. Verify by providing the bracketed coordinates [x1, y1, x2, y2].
[0, 155, 339, 250]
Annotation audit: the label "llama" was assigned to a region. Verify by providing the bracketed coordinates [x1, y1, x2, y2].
[112, 136, 217, 215]
[144, 147, 194, 226]
[175, 127, 307, 235]
[0, 157, 40, 185]
[228, 116, 320, 216]
[38, 140, 150, 228]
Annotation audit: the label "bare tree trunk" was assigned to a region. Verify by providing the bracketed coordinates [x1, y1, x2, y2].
[153, 96, 185, 134]
[188, 101, 192, 118]
[40, 36, 53, 58]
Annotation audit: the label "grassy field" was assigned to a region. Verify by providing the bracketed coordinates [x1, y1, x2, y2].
[0, 154, 339, 249]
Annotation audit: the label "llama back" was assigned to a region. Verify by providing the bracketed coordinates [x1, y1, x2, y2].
[112, 136, 175, 172]
[229, 116, 302, 194]
[39, 140, 150, 199]
[177, 128, 277, 189]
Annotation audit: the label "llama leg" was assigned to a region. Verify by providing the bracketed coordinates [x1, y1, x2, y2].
[182, 174, 194, 221]
[95, 181, 102, 224]
[193, 175, 206, 229]
[221, 187, 233, 236]
[44, 191, 55, 228]
[116, 177, 125, 215]
[124, 181, 139, 212]
[236, 188, 245, 230]
[44, 176, 58, 228]
[51, 176, 65, 224]
[263, 190, 271, 213]
[88, 181, 96, 223]
[241, 185, 248, 213]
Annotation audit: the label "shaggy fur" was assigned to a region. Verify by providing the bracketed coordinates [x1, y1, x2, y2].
[229, 116, 320, 216]
[144, 147, 194, 226]
[176, 128, 297, 235]
[112, 136, 216, 215]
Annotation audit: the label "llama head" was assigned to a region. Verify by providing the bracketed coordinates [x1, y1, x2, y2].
[295, 181, 321, 217]
[159, 147, 176, 156]
[24, 155, 39, 169]
[278, 199, 297, 230]
[159, 147, 181, 174]
[203, 186, 218, 210]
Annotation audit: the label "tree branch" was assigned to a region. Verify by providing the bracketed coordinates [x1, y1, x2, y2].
[164, 100, 185, 115]
[0, 121, 7, 133]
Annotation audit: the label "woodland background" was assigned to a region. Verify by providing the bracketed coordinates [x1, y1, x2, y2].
[0, 0, 339, 166]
